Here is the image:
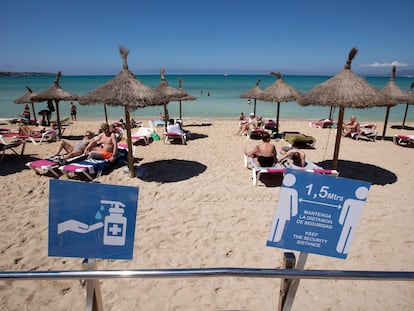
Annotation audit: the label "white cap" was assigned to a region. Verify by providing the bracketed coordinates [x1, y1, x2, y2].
[250, 113, 254, 116]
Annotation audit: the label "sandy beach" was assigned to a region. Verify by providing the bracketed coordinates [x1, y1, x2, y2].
[0, 118, 413, 310]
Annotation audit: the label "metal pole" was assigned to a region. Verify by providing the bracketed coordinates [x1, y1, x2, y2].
[1, 268, 413, 281]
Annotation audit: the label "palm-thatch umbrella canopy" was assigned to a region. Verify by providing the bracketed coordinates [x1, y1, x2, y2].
[78, 46, 165, 178]
[14, 86, 38, 124]
[259, 72, 302, 137]
[170, 77, 196, 120]
[155, 68, 187, 129]
[379, 66, 414, 136]
[31, 71, 79, 138]
[401, 82, 414, 127]
[299, 47, 389, 170]
[240, 78, 264, 116]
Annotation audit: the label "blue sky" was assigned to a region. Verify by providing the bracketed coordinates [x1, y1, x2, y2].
[1, 0, 413, 76]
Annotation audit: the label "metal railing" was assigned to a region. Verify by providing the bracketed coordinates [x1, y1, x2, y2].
[1, 267, 414, 281]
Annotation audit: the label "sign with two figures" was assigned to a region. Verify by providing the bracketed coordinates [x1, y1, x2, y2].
[267, 169, 370, 259]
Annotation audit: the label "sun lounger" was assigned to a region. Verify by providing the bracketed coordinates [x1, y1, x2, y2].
[25, 154, 86, 178]
[149, 119, 165, 130]
[282, 131, 316, 148]
[247, 127, 267, 140]
[2, 127, 62, 145]
[163, 132, 186, 144]
[309, 119, 336, 128]
[0, 136, 26, 161]
[243, 154, 338, 186]
[350, 124, 378, 142]
[393, 134, 414, 146]
[132, 127, 153, 145]
[26, 159, 61, 177]
[59, 146, 128, 180]
[59, 159, 108, 180]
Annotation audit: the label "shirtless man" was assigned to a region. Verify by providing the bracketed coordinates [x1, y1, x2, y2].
[278, 148, 306, 167]
[342, 115, 360, 137]
[245, 132, 278, 167]
[84, 123, 117, 161]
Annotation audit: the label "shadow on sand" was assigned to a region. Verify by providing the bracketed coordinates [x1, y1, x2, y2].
[317, 159, 397, 186]
[138, 159, 207, 183]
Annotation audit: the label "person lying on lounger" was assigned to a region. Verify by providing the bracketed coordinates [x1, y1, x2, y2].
[244, 132, 278, 167]
[52, 130, 95, 161]
[84, 123, 117, 162]
[278, 148, 306, 167]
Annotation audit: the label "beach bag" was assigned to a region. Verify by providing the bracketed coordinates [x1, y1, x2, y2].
[152, 132, 160, 141]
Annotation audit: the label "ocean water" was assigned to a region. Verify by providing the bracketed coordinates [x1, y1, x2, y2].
[0, 74, 413, 123]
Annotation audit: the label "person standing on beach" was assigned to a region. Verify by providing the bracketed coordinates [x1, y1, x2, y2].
[46, 100, 55, 126]
[70, 102, 77, 121]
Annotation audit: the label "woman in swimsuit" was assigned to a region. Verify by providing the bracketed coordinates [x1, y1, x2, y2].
[53, 131, 95, 160]
[245, 132, 278, 167]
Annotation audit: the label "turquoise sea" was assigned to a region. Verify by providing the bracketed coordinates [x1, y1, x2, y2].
[0, 74, 413, 123]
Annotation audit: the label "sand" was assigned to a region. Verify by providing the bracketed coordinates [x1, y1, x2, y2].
[0, 118, 413, 310]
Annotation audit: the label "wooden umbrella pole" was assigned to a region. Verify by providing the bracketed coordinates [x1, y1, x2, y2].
[276, 102, 281, 137]
[125, 107, 135, 178]
[254, 99, 257, 116]
[402, 103, 409, 127]
[333, 106, 345, 170]
[164, 104, 168, 131]
[179, 100, 182, 120]
[55, 100, 62, 139]
[104, 104, 108, 125]
[382, 105, 391, 139]
[31, 103, 37, 123]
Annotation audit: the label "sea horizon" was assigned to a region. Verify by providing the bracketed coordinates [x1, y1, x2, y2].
[1, 74, 413, 123]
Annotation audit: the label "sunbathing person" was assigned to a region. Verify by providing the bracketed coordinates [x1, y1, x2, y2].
[278, 148, 306, 167]
[84, 123, 117, 162]
[342, 115, 360, 137]
[244, 132, 278, 167]
[167, 118, 184, 134]
[18, 123, 58, 142]
[238, 113, 258, 136]
[53, 131, 95, 161]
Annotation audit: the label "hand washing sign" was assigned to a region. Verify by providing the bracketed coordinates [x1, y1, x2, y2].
[48, 180, 139, 260]
[266, 169, 370, 259]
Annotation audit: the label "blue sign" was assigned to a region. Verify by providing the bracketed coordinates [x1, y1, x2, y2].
[48, 180, 139, 260]
[267, 169, 370, 259]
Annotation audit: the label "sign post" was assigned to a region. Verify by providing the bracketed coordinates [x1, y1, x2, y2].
[267, 169, 370, 310]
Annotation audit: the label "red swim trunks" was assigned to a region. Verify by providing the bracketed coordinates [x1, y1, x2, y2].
[98, 148, 113, 160]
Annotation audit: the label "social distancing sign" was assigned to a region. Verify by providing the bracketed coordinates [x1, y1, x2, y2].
[267, 169, 370, 259]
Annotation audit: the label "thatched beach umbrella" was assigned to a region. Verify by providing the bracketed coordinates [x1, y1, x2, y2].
[299, 48, 389, 170]
[379, 67, 414, 137]
[170, 78, 196, 120]
[401, 82, 414, 127]
[240, 78, 264, 116]
[78, 46, 165, 178]
[31, 72, 79, 138]
[155, 68, 187, 129]
[14, 86, 38, 124]
[259, 72, 302, 137]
